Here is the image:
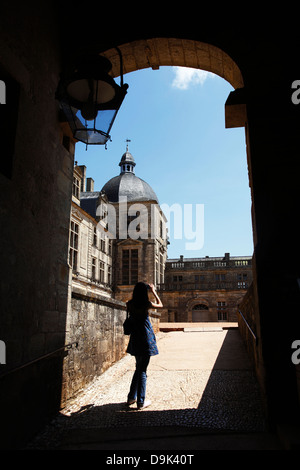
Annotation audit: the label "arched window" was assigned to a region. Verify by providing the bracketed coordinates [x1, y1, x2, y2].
[193, 304, 208, 310]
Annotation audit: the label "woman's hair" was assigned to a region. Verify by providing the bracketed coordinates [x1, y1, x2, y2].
[130, 282, 149, 307]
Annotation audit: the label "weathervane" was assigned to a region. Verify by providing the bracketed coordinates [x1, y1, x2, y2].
[125, 138, 131, 151]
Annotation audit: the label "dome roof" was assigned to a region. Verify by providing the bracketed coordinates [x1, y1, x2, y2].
[101, 148, 159, 203]
[101, 173, 159, 203]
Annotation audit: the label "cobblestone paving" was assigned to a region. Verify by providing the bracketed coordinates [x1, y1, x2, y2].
[27, 329, 266, 449]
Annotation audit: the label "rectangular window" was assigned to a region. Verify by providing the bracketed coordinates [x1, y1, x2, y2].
[218, 311, 228, 321]
[99, 261, 105, 283]
[93, 227, 97, 246]
[217, 301, 227, 321]
[122, 249, 138, 285]
[69, 221, 79, 271]
[160, 254, 164, 284]
[237, 273, 248, 280]
[108, 266, 112, 285]
[100, 236, 106, 253]
[72, 176, 80, 199]
[92, 257, 96, 280]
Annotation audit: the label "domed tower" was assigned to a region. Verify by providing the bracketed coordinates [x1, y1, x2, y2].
[101, 147, 159, 204]
[100, 145, 168, 301]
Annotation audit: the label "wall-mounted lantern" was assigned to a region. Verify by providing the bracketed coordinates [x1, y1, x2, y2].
[57, 49, 128, 146]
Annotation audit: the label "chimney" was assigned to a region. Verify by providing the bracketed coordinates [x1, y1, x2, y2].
[86, 177, 94, 192]
[78, 165, 86, 192]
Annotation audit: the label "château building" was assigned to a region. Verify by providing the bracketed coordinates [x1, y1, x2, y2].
[158, 253, 253, 322]
[69, 146, 168, 303]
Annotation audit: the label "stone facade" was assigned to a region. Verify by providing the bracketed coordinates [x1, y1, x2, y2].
[70, 165, 113, 299]
[113, 199, 168, 303]
[158, 253, 253, 323]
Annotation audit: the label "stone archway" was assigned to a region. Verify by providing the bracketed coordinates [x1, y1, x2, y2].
[94, 36, 300, 425]
[186, 298, 210, 322]
[101, 38, 244, 90]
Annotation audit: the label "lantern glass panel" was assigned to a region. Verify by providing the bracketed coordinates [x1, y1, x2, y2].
[74, 108, 117, 145]
[74, 128, 109, 145]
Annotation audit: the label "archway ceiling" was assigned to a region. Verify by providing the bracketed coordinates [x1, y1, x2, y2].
[101, 38, 244, 89]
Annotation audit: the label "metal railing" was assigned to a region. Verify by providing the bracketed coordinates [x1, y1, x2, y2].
[238, 309, 258, 345]
[0, 341, 78, 380]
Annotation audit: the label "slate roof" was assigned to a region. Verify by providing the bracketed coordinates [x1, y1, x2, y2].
[80, 191, 101, 218]
[101, 172, 159, 203]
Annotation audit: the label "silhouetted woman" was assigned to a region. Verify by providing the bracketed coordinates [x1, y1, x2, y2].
[126, 282, 163, 409]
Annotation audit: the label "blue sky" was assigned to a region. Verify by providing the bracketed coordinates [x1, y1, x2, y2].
[74, 66, 254, 259]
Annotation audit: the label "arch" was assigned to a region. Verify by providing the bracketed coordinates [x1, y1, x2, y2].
[193, 303, 209, 310]
[187, 298, 209, 310]
[101, 38, 244, 90]
[186, 298, 210, 322]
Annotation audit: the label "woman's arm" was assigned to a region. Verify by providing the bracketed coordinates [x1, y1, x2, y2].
[149, 283, 163, 308]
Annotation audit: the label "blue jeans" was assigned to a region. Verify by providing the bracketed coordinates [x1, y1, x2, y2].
[128, 355, 150, 405]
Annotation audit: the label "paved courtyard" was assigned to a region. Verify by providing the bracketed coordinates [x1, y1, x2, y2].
[27, 325, 282, 450]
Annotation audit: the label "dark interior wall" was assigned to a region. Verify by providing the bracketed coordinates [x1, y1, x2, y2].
[0, 3, 74, 447]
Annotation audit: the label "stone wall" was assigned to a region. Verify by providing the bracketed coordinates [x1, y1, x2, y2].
[237, 281, 266, 408]
[237, 283, 258, 365]
[0, 4, 75, 448]
[61, 287, 160, 406]
[61, 288, 127, 406]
